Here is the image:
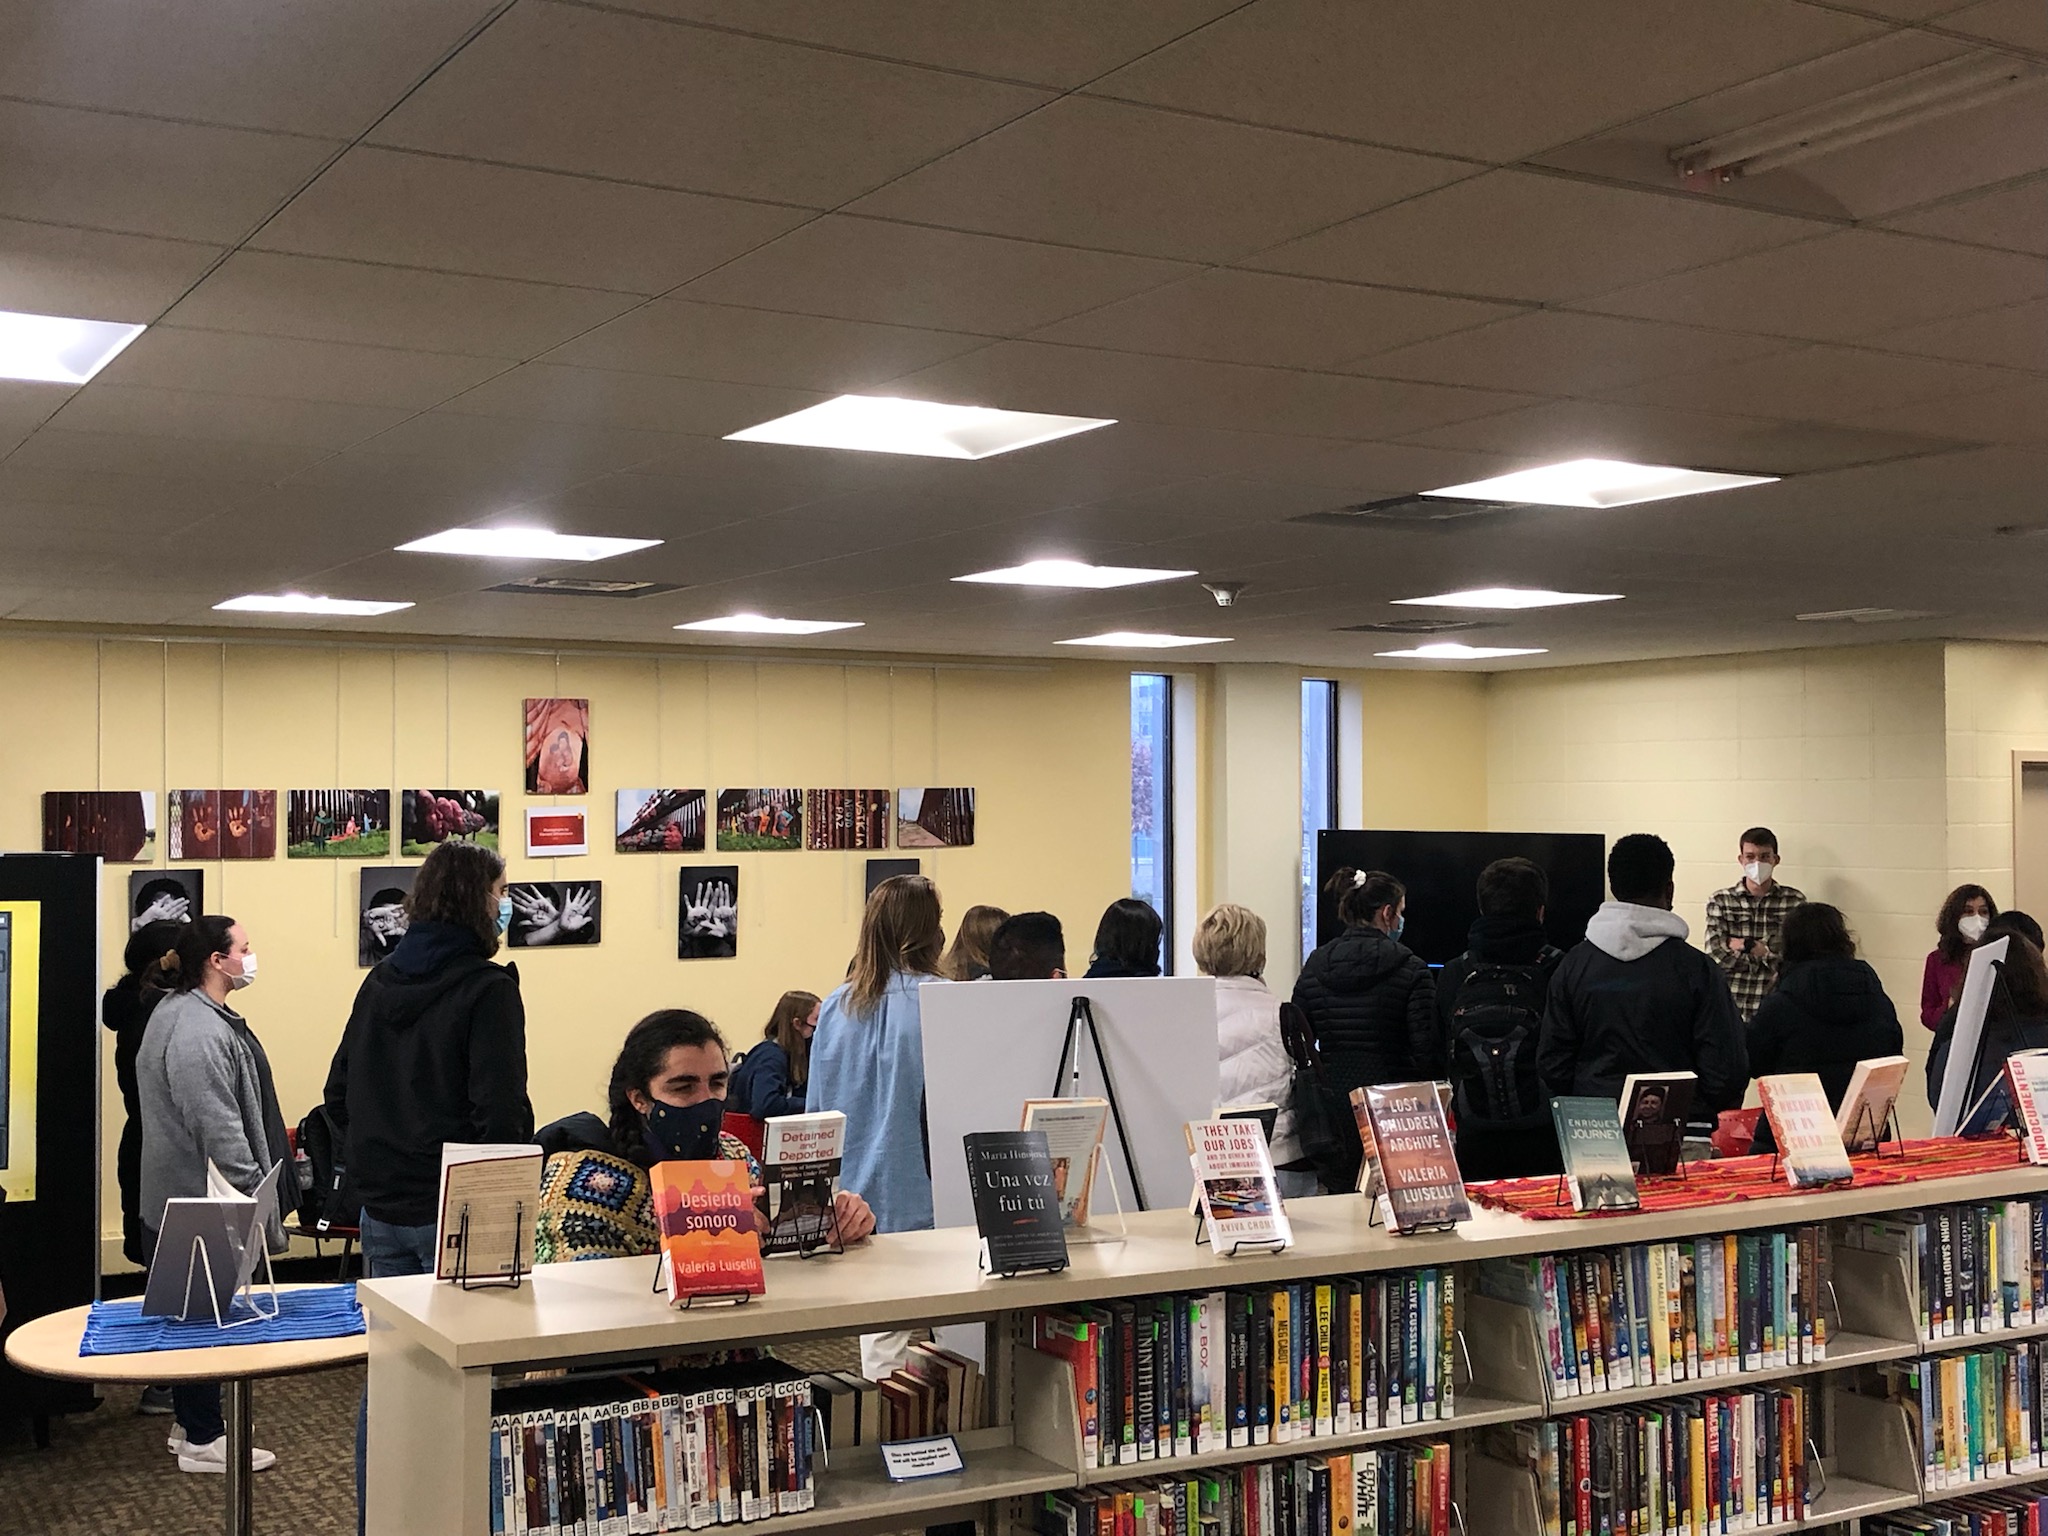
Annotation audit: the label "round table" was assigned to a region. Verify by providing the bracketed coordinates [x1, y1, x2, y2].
[4, 1284, 366, 1536]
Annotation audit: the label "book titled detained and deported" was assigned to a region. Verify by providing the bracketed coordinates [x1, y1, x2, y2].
[2009, 1051, 2048, 1164]
[964, 1130, 1069, 1275]
[1550, 1096, 1642, 1213]
[759, 1110, 844, 1257]
[1835, 1055, 1910, 1152]
[651, 1159, 764, 1303]
[1185, 1117, 1292, 1253]
[1757, 1073, 1854, 1187]
[1362, 1084, 1471, 1234]
[1020, 1097, 1108, 1229]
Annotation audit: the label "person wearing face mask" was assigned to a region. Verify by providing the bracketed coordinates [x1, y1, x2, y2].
[135, 914, 291, 1475]
[728, 990, 820, 1120]
[1704, 827, 1806, 1023]
[1291, 867, 1440, 1127]
[532, 1009, 876, 1261]
[1923, 884, 1999, 1030]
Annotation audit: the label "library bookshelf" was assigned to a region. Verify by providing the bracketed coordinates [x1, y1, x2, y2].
[356, 1158, 2048, 1536]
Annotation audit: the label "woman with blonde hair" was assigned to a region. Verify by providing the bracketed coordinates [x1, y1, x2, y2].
[1197, 903, 1312, 1197]
[729, 989, 820, 1119]
[941, 903, 1008, 980]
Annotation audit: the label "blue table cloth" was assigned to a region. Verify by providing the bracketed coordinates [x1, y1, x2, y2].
[79, 1285, 364, 1356]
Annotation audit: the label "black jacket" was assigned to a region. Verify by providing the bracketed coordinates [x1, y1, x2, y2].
[1926, 1002, 2048, 1112]
[101, 977, 166, 1262]
[323, 921, 532, 1226]
[1539, 914, 1748, 1116]
[1435, 914, 1565, 1039]
[1291, 926, 1440, 1094]
[1747, 957, 1904, 1109]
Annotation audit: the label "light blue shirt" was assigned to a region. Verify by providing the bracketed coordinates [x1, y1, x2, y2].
[805, 971, 933, 1233]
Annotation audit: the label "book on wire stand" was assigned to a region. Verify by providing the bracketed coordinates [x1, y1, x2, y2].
[1552, 1095, 1642, 1211]
[1835, 1055, 1910, 1153]
[651, 1160, 765, 1304]
[1185, 1117, 1291, 1255]
[964, 1130, 1069, 1277]
[759, 1110, 845, 1257]
[1757, 1073, 1854, 1187]
[1362, 1083, 1471, 1234]
[1021, 1096, 1125, 1237]
[435, 1142, 542, 1285]
[2008, 1051, 2048, 1163]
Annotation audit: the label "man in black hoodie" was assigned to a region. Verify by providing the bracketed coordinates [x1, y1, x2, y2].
[1539, 833, 1748, 1117]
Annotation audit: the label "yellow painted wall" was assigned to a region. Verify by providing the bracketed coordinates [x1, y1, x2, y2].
[0, 635, 1130, 1260]
[1340, 668, 1489, 831]
[1486, 644, 1951, 1129]
[1944, 642, 2048, 908]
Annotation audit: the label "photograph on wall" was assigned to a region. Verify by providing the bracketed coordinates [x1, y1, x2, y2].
[507, 881, 601, 948]
[677, 867, 739, 960]
[42, 791, 155, 862]
[287, 790, 392, 859]
[716, 789, 801, 852]
[865, 858, 918, 897]
[169, 790, 278, 860]
[400, 789, 500, 856]
[896, 787, 976, 849]
[128, 870, 203, 933]
[525, 805, 589, 858]
[524, 697, 590, 795]
[358, 866, 418, 968]
[804, 790, 890, 851]
[615, 789, 707, 853]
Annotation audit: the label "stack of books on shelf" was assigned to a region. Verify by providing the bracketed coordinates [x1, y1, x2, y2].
[1034, 1442, 1453, 1536]
[1844, 1201, 2048, 1342]
[1030, 1270, 1459, 1466]
[1476, 1224, 1833, 1400]
[488, 1359, 816, 1536]
[1481, 1384, 1811, 1536]
[1869, 1488, 2048, 1534]
[1854, 1343, 2048, 1494]
[874, 1340, 986, 1442]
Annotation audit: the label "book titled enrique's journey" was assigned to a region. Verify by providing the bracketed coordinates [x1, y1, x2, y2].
[1185, 1117, 1291, 1254]
[650, 1159, 764, 1304]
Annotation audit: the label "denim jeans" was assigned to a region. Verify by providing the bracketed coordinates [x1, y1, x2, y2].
[356, 1213, 438, 1534]
[139, 1224, 227, 1447]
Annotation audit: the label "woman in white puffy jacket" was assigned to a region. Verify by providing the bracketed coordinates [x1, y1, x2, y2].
[1199, 903, 1316, 1197]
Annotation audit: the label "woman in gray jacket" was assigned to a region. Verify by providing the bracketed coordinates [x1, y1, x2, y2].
[136, 913, 290, 1475]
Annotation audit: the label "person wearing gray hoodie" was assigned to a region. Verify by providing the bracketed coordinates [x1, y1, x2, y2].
[1538, 833, 1749, 1117]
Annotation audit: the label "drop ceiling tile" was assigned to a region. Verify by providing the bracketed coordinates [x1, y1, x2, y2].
[1351, 311, 1789, 395]
[1862, 380, 2048, 445]
[0, 379, 74, 445]
[251, 147, 811, 295]
[1867, 297, 2048, 371]
[3, 427, 332, 483]
[1400, 397, 1965, 475]
[0, 0, 509, 137]
[347, 407, 694, 475]
[1254, 171, 1819, 304]
[97, 327, 509, 409]
[678, 216, 1195, 335]
[161, 251, 641, 357]
[1603, 345, 2019, 423]
[1883, 173, 2048, 256]
[848, 96, 1468, 263]
[1939, 0, 2048, 48]
[0, 101, 339, 244]
[437, 361, 822, 438]
[889, 340, 1537, 441]
[1028, 269, 1519, 370]
[603, 1, 1243, 86]
[53, 383, 413, 450]
[0, 463, 258, 519]
[1089, 0, 1882, 162]
[0, 218, 221, 321]
[1578, 229, 2048, 342]
[541, 299, 988, 391]
[370, 2, 1050, 206]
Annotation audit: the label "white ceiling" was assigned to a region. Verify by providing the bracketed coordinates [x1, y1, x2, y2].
[0, 0, 2044, 667]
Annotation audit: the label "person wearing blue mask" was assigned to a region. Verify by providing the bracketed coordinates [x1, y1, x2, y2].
[1291, 867, 1440, 1145]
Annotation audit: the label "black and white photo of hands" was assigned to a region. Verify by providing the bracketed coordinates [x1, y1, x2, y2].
[131, 891, 191, 931]
[510, 883, 598, 947]
[678, 868, 739, 958]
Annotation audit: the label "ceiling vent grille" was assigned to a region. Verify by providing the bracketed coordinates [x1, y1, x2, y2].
[1291, 494, 1525, 528]
[1794, 607, 1940, 624]
[1338, 617, 1503, 635]
[487, 576, 683, 599]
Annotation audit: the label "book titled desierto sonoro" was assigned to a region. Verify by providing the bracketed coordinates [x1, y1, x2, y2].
[651, 1159, 764, 1303]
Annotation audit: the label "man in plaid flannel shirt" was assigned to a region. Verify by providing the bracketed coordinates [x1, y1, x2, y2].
[1705, 826, 1805, 1021]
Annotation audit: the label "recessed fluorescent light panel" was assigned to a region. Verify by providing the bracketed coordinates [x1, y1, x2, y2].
[955, 559, 1196, 590]
[675, 615, 864, 636]
[1423, 458, 1776, 509]
[1375, 642, 1548, 660]
[0, 308, 146, 384]
[1057, 632, 1230, 649]
[215, 594, 414, 617]
[1394, 587, 1623, 610]
[396, 527, 661, 561]
[726, 395, 1115, 459]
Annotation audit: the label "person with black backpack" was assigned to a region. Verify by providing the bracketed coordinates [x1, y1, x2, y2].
[1436, 857, 1566, 1181]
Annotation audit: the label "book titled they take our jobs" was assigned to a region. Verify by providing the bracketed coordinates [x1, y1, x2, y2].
[1186, 1117, 1291, 1253]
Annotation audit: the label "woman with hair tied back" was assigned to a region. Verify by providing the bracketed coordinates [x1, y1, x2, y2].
[728, 989, 820, 1120]
[942, 903, 1009, 981]
[1922, 883, 1998, 1030]
[1292, 868, 1440, 1103]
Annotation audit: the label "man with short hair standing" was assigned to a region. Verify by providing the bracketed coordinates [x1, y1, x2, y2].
[1705, 826, 1805, 1022]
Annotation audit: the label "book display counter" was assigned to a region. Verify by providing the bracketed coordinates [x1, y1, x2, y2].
[357, 1156, 2048, 1536]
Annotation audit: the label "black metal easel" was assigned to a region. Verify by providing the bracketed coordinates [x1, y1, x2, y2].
[1052, 996, 1149, 1210]
[450, 1202, 527, 1291]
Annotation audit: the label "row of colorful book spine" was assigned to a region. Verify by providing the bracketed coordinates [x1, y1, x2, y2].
[1844, 1201, 2048, 1343]
[488, 1362, 815, 1536]
[1865, 1486, 2048, 1535]
[1033, 1441, 1453, 1536]
[1031, 1270, 1457, 1468]
[1862, 1338, 2048, 1494]
[1477, 1225, 1832, 1400]
[1483, 1383, 1811, 1536]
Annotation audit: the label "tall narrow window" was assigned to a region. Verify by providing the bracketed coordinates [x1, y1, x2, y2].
[1131, 673, 1173, 973]
[1301, 678, 1339, 962]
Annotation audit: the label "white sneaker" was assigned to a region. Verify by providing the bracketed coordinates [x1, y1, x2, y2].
[176, 1437, 277, 1474]
[166, 1430, 187, 1456]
